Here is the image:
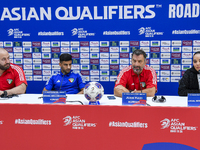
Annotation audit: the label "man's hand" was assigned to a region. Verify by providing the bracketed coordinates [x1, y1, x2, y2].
[131, 87, 156, 97]
[6, 83, 27, 96]
[131, 89, 138, 93]
[77, 88, 84, 94]
[114, 85, 130, 97]
[0, 91, 3, 96]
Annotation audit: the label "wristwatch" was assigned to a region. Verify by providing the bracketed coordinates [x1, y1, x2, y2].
[1, 91, 7, 97]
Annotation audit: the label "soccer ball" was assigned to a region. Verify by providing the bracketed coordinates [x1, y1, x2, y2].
[84, 82, 104, 102]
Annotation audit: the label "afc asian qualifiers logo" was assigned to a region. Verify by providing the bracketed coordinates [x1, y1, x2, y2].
[63, 116, 97, 130]
[63, 116, 72, 126]
[71, 28, 78, 36]
[160, 118, 197, 133]
[71, 28, 95, 38]
[160, 118, 170, 129]
[139, 27, 145, 35]
[138, 27, 163, 37]
[7, 28, 30, 38]
[7, 29, 13, 36]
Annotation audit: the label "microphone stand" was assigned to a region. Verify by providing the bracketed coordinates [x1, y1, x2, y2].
[59, 72, 66, 91]
[137, 73, 143, 93]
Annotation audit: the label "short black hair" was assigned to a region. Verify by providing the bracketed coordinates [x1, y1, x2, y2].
[132, 49, 147, 59]
[193, 51, 200, 57]
[59, 53, 72, 63]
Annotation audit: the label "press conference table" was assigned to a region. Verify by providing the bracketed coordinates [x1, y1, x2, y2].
[0, 94, 188, 106]
[0, 94, 199, 150]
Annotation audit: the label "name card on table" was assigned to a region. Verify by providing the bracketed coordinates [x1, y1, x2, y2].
[122, 93, 147, 106]
[43, 91, 66, 104]
[188, 93, 200, 107]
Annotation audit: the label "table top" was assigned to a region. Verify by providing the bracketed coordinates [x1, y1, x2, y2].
[0, 94, 188, 107]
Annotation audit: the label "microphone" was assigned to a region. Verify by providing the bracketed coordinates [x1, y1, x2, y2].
[59, 72, 66, 91]
[137, 72, 143, 93]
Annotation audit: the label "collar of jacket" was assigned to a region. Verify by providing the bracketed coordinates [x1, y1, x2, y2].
[191, 66, 199, 74]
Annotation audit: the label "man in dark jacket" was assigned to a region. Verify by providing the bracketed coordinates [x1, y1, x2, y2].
[178, 51, 200, 96]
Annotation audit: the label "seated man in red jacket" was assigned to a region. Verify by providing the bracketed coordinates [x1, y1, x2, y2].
[0, 48, 27, 97]
[114, 49, 157, 97]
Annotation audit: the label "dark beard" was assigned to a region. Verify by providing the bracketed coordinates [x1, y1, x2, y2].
[133, 66, 142, 73]
[0, 63, 10, 70]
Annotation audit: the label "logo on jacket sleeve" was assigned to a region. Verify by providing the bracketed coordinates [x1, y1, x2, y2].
[69, 78, 74, 83]
[7, 79, 13, 84]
